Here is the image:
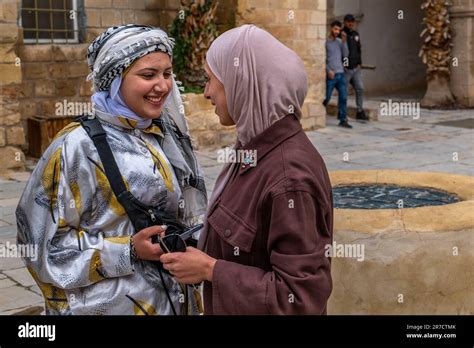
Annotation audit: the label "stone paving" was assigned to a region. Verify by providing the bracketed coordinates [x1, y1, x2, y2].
[0, 107, 472, 314]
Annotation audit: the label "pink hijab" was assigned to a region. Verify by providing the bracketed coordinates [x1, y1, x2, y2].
[198, 25, 308, 249]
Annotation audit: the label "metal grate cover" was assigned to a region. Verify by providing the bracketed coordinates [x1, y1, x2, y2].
[333, 184, 460, 209]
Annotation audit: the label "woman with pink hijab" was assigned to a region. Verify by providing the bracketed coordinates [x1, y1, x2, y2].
[160, 24, 333, 315]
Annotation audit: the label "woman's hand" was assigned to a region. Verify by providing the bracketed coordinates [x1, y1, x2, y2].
[160, 247, 217, 284]
[132, 225, 167, 261]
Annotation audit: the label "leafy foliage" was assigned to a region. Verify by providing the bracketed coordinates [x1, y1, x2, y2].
[170, 0, 219, 91]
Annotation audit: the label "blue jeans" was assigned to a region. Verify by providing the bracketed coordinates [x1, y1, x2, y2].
[324, 73, 347, 121]
[345, 67, 364, 112]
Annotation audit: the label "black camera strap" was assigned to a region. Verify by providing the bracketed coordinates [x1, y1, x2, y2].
[79, 115, 177, 232]
[79, 116, 126, 201]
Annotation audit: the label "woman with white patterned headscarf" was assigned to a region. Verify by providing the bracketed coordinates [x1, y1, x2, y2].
[16, 24, 207, 315]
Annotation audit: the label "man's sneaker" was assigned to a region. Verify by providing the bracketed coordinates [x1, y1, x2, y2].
[338, 120, 353, 128]
[356, 110, 369, 121]
[322, 100, 328, 107]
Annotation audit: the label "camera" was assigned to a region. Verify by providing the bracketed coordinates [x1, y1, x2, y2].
[150, 218, 203, 253]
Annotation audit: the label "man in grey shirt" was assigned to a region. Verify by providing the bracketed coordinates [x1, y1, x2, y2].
[323, 20, 352, 128]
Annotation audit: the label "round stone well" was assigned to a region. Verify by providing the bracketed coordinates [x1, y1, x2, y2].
[327, 170, 474, 314]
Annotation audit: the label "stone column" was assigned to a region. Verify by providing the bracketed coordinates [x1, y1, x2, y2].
[235, 0, 327, 129]
[450, 0, 474, 107]
[0, 0, 25, 172]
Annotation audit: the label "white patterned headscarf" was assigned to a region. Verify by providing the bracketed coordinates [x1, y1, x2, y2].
[87, 24, 175, 92]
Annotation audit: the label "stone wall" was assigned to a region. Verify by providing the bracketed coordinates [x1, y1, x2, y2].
[0, 0, 25, 171]
[450, 0, 474, 107]
[19, 45, 91, 122]
[19, 0, 167, 148]
[183, 93, 236, 148]
[16, 0, 239, 153]
[235, 0, 327, 129]
[85, 0, 169, 42]
[161, 0, 237, 33]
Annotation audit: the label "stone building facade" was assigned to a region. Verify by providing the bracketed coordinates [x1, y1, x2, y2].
[0, 0, 327, 170]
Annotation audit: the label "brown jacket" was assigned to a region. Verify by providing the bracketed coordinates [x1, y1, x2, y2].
[202, 114, 333, 315]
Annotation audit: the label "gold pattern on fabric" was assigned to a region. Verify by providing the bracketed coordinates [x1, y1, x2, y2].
[58, 218, 68, 229]
[117, 116, 138, 129]
[89, 250, 104, 283]
[41, 147, 62, 216]
[145, 141, 174, 192]
[94, 164, 130, 216]
[27, 267, 70, 313]
[193, 287, 204, 314]
[133, 299, 157, 315]
[53, 122, 81, 141]
[105, 236, 130, 244]
[143, 124, 164, 137]
[69, 180, 82, 215]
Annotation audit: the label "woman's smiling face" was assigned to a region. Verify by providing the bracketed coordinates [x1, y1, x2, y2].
[120, 52, 173, 120]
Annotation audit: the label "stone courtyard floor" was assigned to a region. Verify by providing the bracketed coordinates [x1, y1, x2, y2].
[0, 106, 472, 314]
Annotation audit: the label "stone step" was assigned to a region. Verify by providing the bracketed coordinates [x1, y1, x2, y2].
[326, 98, 379, 121]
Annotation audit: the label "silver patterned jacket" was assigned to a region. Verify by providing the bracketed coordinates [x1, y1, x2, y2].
[16, 108, 207, 315]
